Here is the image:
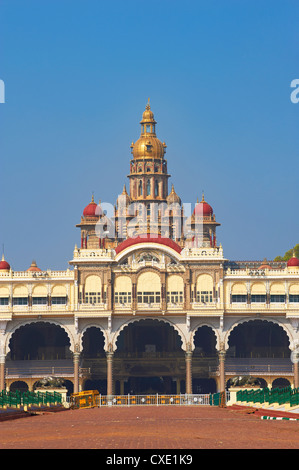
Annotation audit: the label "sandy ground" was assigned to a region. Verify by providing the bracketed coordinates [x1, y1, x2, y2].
[0, 405, 298, 450]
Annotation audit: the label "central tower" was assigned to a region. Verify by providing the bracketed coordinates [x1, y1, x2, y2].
[129, 99, 169, 203]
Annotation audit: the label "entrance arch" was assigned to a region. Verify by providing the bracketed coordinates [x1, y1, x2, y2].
[81, 327, 107, 393]
[227, 319, 290, 358]
[225, 319, 292, 388]
[192, 326, 218, 393]
[8, 322, 72, 360]
[114, 318, 185, 394]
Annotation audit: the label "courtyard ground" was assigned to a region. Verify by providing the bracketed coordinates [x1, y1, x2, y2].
[0, 404, 298, 450]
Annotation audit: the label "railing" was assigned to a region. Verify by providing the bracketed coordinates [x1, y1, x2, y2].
[5, 363, 90, 378]
[78, 303, 107, 310]
[83, 393, 226, 407]
[209, 358, 294, 376]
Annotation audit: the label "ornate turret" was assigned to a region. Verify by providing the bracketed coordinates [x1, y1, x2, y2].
[128, 100, 170, 205]
[130, 99, 167, 160]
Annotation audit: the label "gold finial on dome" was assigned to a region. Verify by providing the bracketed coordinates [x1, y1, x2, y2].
[141, 99, 156, 124]
[132, 101, 165, 159]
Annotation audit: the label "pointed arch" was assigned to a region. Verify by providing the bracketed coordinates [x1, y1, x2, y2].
[112, 317, 187, 352]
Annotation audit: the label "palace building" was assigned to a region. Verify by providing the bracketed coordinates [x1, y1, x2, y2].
[0, 101, 299, 396]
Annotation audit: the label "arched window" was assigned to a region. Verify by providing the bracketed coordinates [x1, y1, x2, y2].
[137, 272, 161, 305]
[146, 179, 151, 196]
[138, 180, 143, 196]
[167, 275, 184, 304]
[196, 274, 214, 303]
[84, 275, 102, 304]
[114, 276, 132, 305]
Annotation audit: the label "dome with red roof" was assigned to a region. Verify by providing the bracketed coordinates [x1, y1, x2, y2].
[0, 255, 10, 271]
[287, 254, 299, 267]
[83, 195, 101, 218]
[194, 194, 213, 217]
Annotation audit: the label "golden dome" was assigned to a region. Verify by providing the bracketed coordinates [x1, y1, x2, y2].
[141, 99, 156, 123]
[131, 100, 166, 160]
[131, 136, 166, 159]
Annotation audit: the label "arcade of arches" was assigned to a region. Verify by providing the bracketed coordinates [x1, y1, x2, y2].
[4, 318, 295, 395]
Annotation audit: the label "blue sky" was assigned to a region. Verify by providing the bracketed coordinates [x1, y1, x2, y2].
[0, 0, 298, 270]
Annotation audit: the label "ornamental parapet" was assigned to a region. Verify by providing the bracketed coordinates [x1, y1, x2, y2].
[70, 247, 115, 263]
[0, 269, 74, 279]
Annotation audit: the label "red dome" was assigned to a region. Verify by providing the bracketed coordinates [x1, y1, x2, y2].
[287, 256, 299, 267]
[0, 255, 10, 270]
[83, 195, 101, 218]
[194, 194, 213, 217]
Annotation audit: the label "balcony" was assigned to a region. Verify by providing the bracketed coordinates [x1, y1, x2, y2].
[191, 302, 219, 311]
[78, 302, 107, 311]
[209, 358, 294, 377]
[5, 360, 90, 379]
[137, 303, 162, 311]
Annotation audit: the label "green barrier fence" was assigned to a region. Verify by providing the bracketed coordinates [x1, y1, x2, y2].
[236, 386, 299, 407]
[0, 390, 62, 408]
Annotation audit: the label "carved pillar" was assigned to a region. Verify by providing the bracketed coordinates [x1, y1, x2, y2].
[0, 322, 7, 391]
[106, 350, 114, 397]
[294, 361, 299, 389]
[218, 348, 226, 393]
[0, 355, 5, 391]
[107, 277, 112, 310]
[73, 351, 80, 394]
[132, 282, 137, 311]
[184, 268, 191, 309]
[185, 344, 193, 394]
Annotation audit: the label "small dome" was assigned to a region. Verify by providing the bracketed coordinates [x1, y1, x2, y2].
[258, 258, 271, 269]
[131, 100, 166, 160]
[83, 195, 101, 218]
[194, 194, 213, 217]
[0, 255, 10, 271]
[27, 260, 41, 272]
[287, 254, 299, 267]
[167, 184, 181, 205]
[140, 99, 156, 124]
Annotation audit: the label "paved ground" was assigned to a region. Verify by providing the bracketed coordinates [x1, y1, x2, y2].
[0, 405, 299, 450]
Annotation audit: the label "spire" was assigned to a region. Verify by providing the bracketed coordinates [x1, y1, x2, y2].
[167, 183, 181, 205]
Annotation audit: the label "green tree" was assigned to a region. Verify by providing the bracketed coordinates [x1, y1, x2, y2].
[274, 244, 299, 261]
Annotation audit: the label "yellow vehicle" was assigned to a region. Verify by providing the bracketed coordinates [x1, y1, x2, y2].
[70, 390, 99, 409]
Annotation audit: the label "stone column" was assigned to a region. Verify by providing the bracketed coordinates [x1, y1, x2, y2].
[106, 351, 114, 397]
[0, 355, 5, 391]
[73, 351, 80, 394]
[218, 348, 226, 393]
[294, 360, 299, 389]
[185, 346, 193, 394]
